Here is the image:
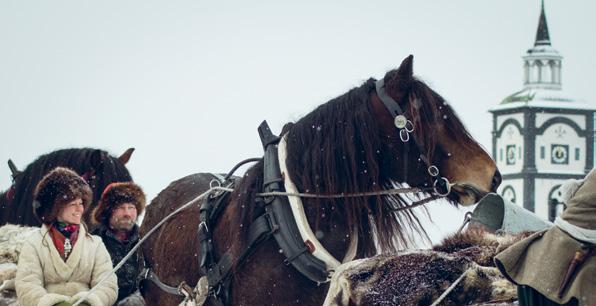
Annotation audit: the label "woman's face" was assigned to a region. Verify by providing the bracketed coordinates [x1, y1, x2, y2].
[57, 198, 84, 224]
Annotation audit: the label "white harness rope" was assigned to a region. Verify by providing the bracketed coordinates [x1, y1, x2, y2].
[278, 135, 358, 272]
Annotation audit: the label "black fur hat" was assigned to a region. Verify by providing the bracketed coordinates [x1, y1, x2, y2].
[33, 167, 92, 224]
[92, 182, 146, 226]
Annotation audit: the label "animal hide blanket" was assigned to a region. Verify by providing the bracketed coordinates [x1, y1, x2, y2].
[0, 224, 37, 306]
[323, 228, 531, 306]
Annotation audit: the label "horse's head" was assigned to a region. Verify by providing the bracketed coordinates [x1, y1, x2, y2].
[374, 55, 501, 205]
[282, 56, 501, 252]
[0, 148, 135, 226]
[81, 148, 135, 222]
[84, 148, 134, 193]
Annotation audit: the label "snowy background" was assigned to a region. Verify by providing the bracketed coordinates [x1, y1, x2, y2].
[1, 0, 595, 246]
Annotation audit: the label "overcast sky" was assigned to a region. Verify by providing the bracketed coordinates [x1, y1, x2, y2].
[1, 0, 595, 244]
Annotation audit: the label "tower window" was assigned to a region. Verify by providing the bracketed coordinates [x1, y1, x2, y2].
[506, 145, 517, 165]
[500, 148, 503, 161]
[501, 186, 516, 204]
[535, 61, 543, 82]
[549, 185, 565, 222]
[548, 60, 557, 83]
[524, 61, 530, 84]
[575, 148, 580, 161]
[540, 146, 545, 159]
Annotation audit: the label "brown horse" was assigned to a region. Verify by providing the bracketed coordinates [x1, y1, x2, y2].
[0, 147, 135, 226]
[140, 56, 501, 306]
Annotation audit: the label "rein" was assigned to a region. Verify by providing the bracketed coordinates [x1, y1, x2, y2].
[210, 184, 445, 211]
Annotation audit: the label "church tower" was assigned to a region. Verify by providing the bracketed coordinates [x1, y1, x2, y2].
[489, 0, 595, 221]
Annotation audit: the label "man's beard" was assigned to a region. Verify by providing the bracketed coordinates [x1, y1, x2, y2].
[110, 217, 135, 231]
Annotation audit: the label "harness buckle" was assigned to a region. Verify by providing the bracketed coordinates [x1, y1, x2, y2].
[209, 179, 223, 198]
[199, 221, 209, 234]
[404, 120, 414, 133]
[427, 165, 439, 177]
[433, 177, 451, 196]
[399, 129, 410, 142]
[177, 281, 194, 299]
[264, 212, 279, 232]
[208, 284, 223, 298]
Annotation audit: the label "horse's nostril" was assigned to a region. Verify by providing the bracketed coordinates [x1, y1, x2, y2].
[491, 170, 502, 192]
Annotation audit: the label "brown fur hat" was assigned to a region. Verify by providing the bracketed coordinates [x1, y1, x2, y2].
[92, 182, 146, 226]
[33, 167, 92, 224]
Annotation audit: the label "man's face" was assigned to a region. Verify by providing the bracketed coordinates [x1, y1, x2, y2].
[109, 202, 137, 231]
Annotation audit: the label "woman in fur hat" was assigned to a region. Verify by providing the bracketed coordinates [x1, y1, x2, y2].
[15, 167, 117, 306]
[495, 168, 596, 306]
[91, 182, 146, 306]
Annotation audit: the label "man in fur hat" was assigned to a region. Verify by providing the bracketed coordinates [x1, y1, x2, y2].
[495, 168, 596, 306]
[92, 182, 146, 306]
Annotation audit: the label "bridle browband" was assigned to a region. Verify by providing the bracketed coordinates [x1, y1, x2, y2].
[375, 79, 451, 197]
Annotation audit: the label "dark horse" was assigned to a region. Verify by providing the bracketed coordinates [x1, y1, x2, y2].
[0, 147, 134, 226]
[141, 56, 501, 306]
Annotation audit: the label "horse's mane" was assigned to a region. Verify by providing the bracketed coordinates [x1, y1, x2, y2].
[0, 148, 132, 225]
[234, 72, 479, 256]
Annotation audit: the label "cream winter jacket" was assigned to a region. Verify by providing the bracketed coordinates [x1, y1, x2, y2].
[15, 224, 118, 306]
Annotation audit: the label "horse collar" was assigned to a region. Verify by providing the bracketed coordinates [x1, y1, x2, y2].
[278, 135, 359, 271]
[256, 120, 358, 284]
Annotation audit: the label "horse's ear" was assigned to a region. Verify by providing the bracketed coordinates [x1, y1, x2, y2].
[384, 55, 415, 102]
[118, 148, 135, 165]
[7, 159, 22, 180]
[396, 55, 414, 79]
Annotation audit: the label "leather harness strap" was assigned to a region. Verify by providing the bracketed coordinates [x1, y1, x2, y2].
[198, 121, 333, 305]
[197, 171, 277, 306]
[141, 268, 184, 296]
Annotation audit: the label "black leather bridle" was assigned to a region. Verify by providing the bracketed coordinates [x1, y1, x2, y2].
[375, 78, 451, 196]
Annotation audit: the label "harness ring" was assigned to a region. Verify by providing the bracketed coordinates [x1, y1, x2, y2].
[433, 177, 451, 196]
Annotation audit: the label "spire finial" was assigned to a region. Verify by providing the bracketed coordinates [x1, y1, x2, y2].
[535, 0, 551, 46]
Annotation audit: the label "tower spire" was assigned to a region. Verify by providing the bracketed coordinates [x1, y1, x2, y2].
[534, 0, 551, 46]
